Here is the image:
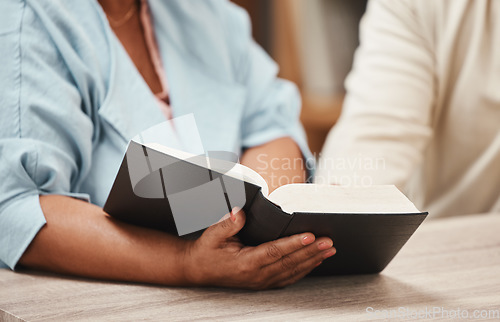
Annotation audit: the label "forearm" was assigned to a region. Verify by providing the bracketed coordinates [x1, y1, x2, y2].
[19, 195, 190, 285]
[241, 137, 306, 192]
[17, 195, 335, 290]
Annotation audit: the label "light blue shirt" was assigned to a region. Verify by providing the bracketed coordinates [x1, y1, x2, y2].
[0, 0, 311, 269]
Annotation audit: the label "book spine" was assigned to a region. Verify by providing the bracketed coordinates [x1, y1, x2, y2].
[239, 189, 293, 246]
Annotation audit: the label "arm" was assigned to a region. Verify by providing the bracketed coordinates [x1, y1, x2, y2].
[316, 0, 435, 187]
[221, 3, 313, 187]
[19, 195, 187, 285]
[241, 137, 306, 192]
[19, 195, 335, 289]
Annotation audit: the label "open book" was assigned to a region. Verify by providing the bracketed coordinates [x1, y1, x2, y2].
[104, 141, 427, 275]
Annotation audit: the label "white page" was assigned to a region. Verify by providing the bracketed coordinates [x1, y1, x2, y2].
[268, 184, 421, 214]
[144, 143, 269, 197]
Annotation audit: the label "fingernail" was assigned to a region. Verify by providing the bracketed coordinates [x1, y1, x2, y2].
[302, 235, 314, 245]
[231, 207, 241, 222]
[318, 241, 332, 250]
[323, 248, 336, 259]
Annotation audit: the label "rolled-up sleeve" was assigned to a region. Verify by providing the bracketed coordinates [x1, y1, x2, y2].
[0, 2, 93, 269]
[220, 1, 313, 167]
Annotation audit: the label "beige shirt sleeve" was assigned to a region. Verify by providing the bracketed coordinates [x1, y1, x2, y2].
[316, 0, 435, 188]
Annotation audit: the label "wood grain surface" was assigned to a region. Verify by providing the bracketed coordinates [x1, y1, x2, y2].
[1, 214, 499, 321]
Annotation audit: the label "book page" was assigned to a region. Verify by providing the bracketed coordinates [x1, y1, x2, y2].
[144, 143, 269, 197]
[268, 184, 421, 214]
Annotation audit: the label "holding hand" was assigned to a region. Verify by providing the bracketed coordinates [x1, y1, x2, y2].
[182, 208, 336, 290]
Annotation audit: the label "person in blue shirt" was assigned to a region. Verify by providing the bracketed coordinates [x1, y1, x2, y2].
[0, 0, 335, 289]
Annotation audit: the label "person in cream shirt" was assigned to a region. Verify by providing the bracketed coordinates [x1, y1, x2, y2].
[316, 0, 500, 218]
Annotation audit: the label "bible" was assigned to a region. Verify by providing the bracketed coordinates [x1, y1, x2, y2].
[104, 140, 427, 275]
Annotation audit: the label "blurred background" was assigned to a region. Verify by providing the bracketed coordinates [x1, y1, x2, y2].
[231, 0, 367, 155]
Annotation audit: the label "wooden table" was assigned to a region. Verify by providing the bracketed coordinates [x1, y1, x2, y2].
[1, 214, 499, 321]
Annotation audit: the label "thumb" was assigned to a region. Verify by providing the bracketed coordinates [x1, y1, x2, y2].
[203, 207, 246, 244]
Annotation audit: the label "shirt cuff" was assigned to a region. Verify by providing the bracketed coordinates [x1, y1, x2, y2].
[0, 194, 46, 270]
[0, 192, 91, 270]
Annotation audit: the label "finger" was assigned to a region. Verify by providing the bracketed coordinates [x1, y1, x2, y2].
[263, 237, 335, 277]
[247, 233, 318, 267]
[202, 207, 245, 245]
[268, 244, 336, 288]
[272, 262, 318, 289]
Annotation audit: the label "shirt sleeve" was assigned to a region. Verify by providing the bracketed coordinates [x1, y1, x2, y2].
[315, 0, 435, 187]
[219, 1, 314, 173]
[0, 2, 93, 269]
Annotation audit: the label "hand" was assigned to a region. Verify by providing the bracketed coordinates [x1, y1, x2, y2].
[182, 208, 336, 290]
